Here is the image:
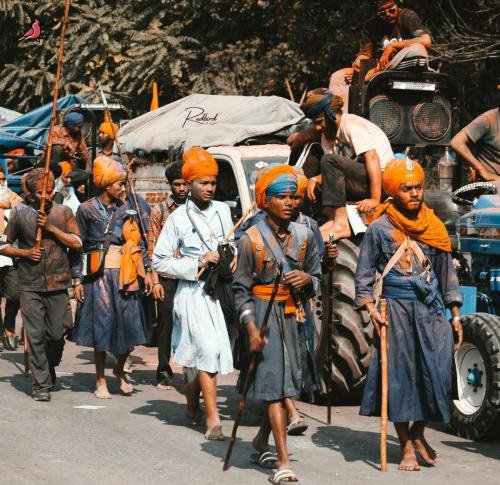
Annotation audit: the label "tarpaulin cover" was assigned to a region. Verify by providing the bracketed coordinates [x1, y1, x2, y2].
[0, 94, 86, 151]
[118, 94, 305, 154]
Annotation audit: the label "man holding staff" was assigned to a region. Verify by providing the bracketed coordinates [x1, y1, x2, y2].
[232, 164, 321, 484]
[354, 156, 463, 471]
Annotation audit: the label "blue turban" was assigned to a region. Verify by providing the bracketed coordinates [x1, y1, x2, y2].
[63, 111, 85, 127]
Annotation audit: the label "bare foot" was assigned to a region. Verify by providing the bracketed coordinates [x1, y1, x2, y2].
[399, 444, 421, 472]
[185, 384, 202, 426]
[117, 373, 134, 396]
[252, 434, 270, 453]
[205, 423, 224, 441]
[410, 428, 438, 465]
[94, 385, 112, 399]
[320, 220, 351, 242]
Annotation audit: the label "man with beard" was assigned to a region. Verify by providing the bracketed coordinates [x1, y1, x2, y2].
[0, 168, 82, 401]
[153, 147, 234, 440]
[97, 120, 121, 162]
[329, 0, 432, 109]
[355, 156, 463, 471]
[147, 160, 189, 390]
[233, 164, 321, 484]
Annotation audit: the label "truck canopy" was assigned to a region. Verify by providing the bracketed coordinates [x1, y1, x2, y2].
[0, 94, 86, 152]
[118, 94, 305, 155]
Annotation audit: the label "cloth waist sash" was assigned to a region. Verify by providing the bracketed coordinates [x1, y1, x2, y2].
[252, 284, 296, 316]
[104, 244, 122, 269]
[382, 272, 445, 314]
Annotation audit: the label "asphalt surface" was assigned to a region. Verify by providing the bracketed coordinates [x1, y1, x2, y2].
[0, 341, 499, 485]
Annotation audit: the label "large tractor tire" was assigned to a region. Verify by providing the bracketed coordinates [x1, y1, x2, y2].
[451, 313, 500, 441]
[313, 238, 373, 403]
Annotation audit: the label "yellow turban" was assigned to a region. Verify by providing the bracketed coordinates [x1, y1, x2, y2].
[99, 122, 119, 140]
[181, 147, 218, 182]
[58, 161, 72, 176]
[93, 155, 126, 189]
[383, 157, 425, 197]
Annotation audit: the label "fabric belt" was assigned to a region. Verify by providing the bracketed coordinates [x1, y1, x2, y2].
[252, 283, 296, 316]
[104, 244, 122, 269]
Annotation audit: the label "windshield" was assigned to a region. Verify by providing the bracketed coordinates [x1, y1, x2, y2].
[241, 156, 289, 200]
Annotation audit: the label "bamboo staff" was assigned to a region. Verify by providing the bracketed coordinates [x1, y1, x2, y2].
[379, 298, 388, 472]
[197, 201, 256, 279]
[326, 233, 336, 425]
[35, 0, 72, 248]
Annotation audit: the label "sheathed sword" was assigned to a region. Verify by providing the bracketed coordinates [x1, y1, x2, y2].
[223, 261, 284, 471]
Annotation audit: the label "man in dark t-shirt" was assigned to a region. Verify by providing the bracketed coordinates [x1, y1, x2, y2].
[329, 0, 432, 111]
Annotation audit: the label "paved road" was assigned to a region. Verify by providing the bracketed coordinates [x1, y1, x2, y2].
[0, 342, 498, 485]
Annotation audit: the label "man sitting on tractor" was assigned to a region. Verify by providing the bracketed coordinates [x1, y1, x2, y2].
[329, 0, 432, 111]
[288, 89, 393, 241]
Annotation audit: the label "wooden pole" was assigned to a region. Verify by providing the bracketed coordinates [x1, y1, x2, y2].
[379, 298, 388, 472]
[326, 233, 336, 425]
[284, 79, 295, 103]
[35, 0, 72, 248]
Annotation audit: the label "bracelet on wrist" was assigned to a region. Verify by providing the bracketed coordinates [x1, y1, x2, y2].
[153, 282, 161, 286]
[198, 256, 207, 268]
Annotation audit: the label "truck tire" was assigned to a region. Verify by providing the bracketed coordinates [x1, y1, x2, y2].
[450, 313, 500, 441]
[313, 238, 373, 403]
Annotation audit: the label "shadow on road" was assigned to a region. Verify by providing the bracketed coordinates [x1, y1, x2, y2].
[440, 440, 500, 460]
[311, 424, 401, 470]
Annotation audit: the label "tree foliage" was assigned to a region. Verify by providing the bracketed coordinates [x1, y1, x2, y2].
[0, 0, 497, 117]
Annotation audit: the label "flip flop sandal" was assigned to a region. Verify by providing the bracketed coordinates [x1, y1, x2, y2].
[287, 417, 308, 436]
[268, 469, 299, 484]
[251, 451, 278, 469]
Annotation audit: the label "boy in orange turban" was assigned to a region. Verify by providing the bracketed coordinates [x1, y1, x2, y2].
[354, 155, 463, 472]
[98, 121, 120, 161]
[233, 164, 322, 484]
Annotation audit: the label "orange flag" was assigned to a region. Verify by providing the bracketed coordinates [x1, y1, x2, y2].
[150, 81, 159, 111]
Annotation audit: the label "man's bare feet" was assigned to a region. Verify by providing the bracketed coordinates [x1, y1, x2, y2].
[94, 384, 112, 399]
[320, 219, 351, 241]
[409, 427, 438, 465]
[399, 443, 421, 471]
[205, 423, 224, 441]
[117, 373, 134, 395]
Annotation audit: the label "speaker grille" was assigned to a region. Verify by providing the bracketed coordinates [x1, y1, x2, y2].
[369, 95, 402, 139]
[413, 97, 451, 141]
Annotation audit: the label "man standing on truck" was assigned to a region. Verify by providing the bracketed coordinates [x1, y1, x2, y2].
[354, 156, 463, 471]
[289, 89, 393, 241]
[450, 107, 500, 181]
[147, 160, 189, 390]
[329, 0, 432, 110]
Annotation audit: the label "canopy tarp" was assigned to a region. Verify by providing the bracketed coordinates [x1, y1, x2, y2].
[118, 94, 305, 154]
[0, 106, 21, 125]
[0, 94, 86, 151]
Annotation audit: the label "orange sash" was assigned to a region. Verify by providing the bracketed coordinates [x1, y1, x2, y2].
[252, 284, 296, 316]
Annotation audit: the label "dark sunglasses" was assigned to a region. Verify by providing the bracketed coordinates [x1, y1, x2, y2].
[377, 5, 397, 17]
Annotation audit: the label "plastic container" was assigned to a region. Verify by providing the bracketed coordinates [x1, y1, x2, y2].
[438, 147, 455, 192]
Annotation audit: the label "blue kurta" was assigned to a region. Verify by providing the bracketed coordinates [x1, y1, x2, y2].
[355, 214, 463, 423]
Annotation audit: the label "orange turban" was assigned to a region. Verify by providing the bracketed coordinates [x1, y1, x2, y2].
[294, 167, 308, 198]
[99, 122, 119, 140]
[58, 161, 72, 176]
[383, 156, 424, 197]
[93, 155, 126, 188]
[254, 164, 297, 210]
[181, 147, 218, 182]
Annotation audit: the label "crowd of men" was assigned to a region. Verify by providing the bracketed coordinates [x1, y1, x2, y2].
[0, 1, 498, 484]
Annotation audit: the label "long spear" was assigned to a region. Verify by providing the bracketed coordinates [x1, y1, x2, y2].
[35, 0, 72, 248]
[97, 83, 148, 246]
[379, 298, 388, 472]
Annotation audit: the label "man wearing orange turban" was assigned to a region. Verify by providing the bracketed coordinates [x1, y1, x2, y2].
[153, 145, 234, 440]
[98, 121, 120, 161]
[92, 155, 126, 189]
[354, 155, 464, 472]
[69, 155, 150, 399]
[232, 163, 322, 484]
